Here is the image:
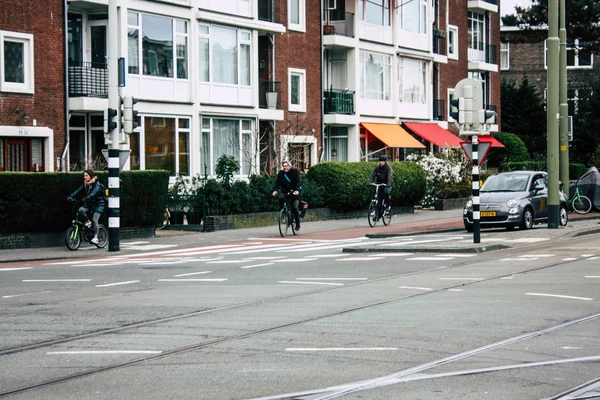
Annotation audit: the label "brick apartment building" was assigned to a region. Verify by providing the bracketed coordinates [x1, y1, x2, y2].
[0, 0, 66, 172]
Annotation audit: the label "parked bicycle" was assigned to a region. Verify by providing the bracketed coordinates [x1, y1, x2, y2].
[367, 183, 391, 227]
[65, 200, 108, 250]
[156, 207, 171, 230]
[563, 178, 592, 214]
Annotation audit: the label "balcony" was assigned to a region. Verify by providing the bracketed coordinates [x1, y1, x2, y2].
[259, 80, 281, 109]
[468, 0, 498, 13]
[258, 0, 280, 23]
[433, 29, 447, 56]
[68, 61, 107, 98]
[468, 43, 498, 72]
[324, 89, 355, 115]
[433, 99, 445, 121]
[323, 11, 355, 38]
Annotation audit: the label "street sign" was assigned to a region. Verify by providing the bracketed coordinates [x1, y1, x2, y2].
[102, 149, 131, 170]
[460, 138, 492, 165]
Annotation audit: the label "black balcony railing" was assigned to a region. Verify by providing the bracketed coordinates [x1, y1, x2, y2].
[323, 12, 354, 38]
[324, 89, 355, 115]
[469, 42, 497, 64]
[259, 80, 281, 109]
[258, 0, 280, 23]
[433, 99, 445, 121]
[433, 29, 447, 56]
[68, 61, 108, 98]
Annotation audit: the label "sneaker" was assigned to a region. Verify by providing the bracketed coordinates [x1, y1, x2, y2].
[90, 237, 99, 245]
[85, 221, 92, 228]
[295, 223, 301, 231]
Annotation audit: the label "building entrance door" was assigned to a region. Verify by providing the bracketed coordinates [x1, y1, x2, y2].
[5, 139, 29, 171]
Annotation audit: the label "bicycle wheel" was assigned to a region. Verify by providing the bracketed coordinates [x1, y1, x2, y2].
[290, 210, 297, 236]
[278, 208, 289, 237]
[156, 209, 169, 230]
[382, 204, 392, 226]
[572, 195, 592, 214]
[368, 201, 378, 227]
[96, 225, 108, 248]
[65, 226, 81, 251]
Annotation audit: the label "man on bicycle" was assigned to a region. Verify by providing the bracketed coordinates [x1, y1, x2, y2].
[272, 160, 302, 231]
[67, 169, 106, 244]
[369, 155, 392, 220]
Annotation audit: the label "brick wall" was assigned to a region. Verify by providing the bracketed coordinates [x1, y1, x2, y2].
[0, 0, 67, 156]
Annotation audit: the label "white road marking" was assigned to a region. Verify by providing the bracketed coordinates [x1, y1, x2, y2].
[336, 257, 385, 261]
[519, 254, 555, 258]
[561, 347, 582, 349]
[0, 267, 33, 271]
[407, 257, 454, 261]
[286, 348, 398, 352]
[306, 254, 351, 258]
[2, 290, 51, 299]
[500, 276, 514, 279]
[562, 257, 578, 261]
[525, 293, 593, 301]
[243, 256, 286, 260]
[507, 238, 550, 243]
[95, 280, 140, 288]
[23, 279, 91, 282]
[119, 244, 177, 251]
[279, 240, 388, 253]
[366, 253, 413, 257]
[500, 258, 536, 261]
[585, 276, 600, 278]
[439, 277, 483, 281]
[279, 281, 343, 286]
[297, 278, 368, 281]
[47, 350, 162, 355]
[174, 271, 212, 277]
[581, 254, 594, 257]
[206, 260, 251, 264]
[398, 286, 432, 291]
[590, 257, 599, 260]
[448, 288, 463, 291]
[158, 278, 227, 282]
[436, 254, 477, 257]
[241, 263, 274, 269]
[272, 258, 314, 262]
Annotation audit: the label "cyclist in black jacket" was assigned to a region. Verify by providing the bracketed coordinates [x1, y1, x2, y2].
[369, 155, 392, 220]
[272, 160, 302, 230]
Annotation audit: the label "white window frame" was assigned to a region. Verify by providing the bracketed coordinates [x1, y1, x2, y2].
[448, 88, 455, 122]
[359, 50, 391, 101]
[544, 38, 594, 69]
[447, 25, 458, 60]
[500, 42, 509, 70]
[201, 117, 254, 177]
[288, 68, 306, 112]
[0, 30, 34, 94]
[398, 57, 426, 104]
[288, 0, 306, 33]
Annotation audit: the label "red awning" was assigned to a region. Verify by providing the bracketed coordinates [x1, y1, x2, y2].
[403, 122, 463, 148]
[478, 136, 505, 148]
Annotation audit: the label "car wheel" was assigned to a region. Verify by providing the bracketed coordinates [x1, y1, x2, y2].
[520, 208, 534, 230]
[559, 206, 569, 226]
[464, 223, 473, 232]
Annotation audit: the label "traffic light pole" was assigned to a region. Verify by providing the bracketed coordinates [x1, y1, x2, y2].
[558, 0, 569, 198]
[108, 0, 120, 251]
[471, 135, 480, 244]
[547, 0, 560, 228]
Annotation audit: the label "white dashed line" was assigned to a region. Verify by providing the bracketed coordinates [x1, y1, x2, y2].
[336, 257, 385, 261]
[23, 279, 91, 282]
[241, 263, 274, 269]
[297, 278, 368, 281]
[158, 279, 227, 282]
[525, 293, 593, 301]
[95, 280, 140, 288]
[174, 271, 212, 277]
[398, 286, 433, 291]
[407, 257, 454, 261]
[0, 267, 33, 271]
[279, 281, 343, 286]
[286, 348, 398, 352]
[47, 350, 162, 355]
[439, 277, 483, 281]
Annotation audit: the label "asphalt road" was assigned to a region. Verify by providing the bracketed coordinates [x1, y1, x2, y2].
[1, 224, 600, 400]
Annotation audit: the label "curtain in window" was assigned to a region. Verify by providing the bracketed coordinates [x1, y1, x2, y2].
[128, 28, 139, 74]
[400, 58, 425, 103]
[364, 53, 383, 100]
[212, 26, 238, 84]
[199, 38, 209, 81]
[241, 44, 250, 86]
[212, 119, 240, 173]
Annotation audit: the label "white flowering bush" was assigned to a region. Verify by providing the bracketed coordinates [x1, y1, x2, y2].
[406, 152, 471, 207]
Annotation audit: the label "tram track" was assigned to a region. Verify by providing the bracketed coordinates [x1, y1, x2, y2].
[1, 234, 599, 398]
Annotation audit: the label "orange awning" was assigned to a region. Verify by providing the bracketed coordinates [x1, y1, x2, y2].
[361, 123, 425, 148]
[403, 122, 463, 148]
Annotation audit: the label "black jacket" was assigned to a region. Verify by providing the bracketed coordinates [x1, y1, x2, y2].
[273, 168, 301, 193]
[370, 163, 393, 186]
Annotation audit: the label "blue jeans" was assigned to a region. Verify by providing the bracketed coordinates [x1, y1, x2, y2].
[78, 206, 101, 235]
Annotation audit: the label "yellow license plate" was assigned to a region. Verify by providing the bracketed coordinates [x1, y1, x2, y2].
[480, 211, 496, 217]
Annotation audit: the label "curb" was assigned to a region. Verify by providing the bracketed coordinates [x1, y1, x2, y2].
[342, 244, 510, 254]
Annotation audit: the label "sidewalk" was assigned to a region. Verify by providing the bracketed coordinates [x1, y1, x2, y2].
[1, 209, 598, 264]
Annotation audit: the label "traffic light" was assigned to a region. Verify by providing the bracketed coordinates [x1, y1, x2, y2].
[452, 78, 485, 134]
[103, 108, 118, 144]
[450, 96, 461, 122]
[477, 109, 497, 125]
[121, 96, 139, 135]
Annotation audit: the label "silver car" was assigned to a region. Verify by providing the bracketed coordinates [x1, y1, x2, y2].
[463, 171, 569, 231]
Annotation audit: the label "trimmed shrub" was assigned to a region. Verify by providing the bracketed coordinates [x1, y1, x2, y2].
[487, 132, 530, 169]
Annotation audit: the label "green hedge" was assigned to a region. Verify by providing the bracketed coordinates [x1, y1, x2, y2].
[306, 161, 426, 211]
[0, 171, 170, 234]
[486, 131, 530, 168]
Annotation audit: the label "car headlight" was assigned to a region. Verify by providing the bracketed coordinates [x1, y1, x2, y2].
[506, 199, 517, 208]
[465, 200, 473, 208]
[508, 207, 519, 214]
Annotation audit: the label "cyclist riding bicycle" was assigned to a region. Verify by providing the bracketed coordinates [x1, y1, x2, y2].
[369, 155, 392, 220]
[272, 160, 302, 231]
[67, 169, 106, 245]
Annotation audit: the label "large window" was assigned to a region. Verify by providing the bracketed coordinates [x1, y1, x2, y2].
[448, 25, 458, 60]
[398, 0, 426, 34]
[545, 38, 593, 69]
[358, 0, 390, 26]
[468, 12, 485, 51]
[202, 118, 253, 176]
[0, 30, 34, 93]
[136, 116, 190, 175]
[324, 127, 348, 161]
[359, 51, 391, 100]
[398, 57, 426, 104]
[288, 0, 306, 32]
[127, 11, 188, 79]
[198, 23, 251, 86]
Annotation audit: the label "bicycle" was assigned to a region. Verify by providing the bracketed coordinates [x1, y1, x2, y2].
[156, 207, 170, 230]
[563, 178, 592, 214]
[278, 191, 300, 237]
[367, 183, 392, 227]
[65, 200, 108, 250]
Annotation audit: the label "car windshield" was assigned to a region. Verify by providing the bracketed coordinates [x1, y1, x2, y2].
[481, 175, 529, 192]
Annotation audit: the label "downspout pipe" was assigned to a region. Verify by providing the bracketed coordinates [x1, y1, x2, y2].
[319, 0, 325, 162]
[60, 0, 70, 172]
